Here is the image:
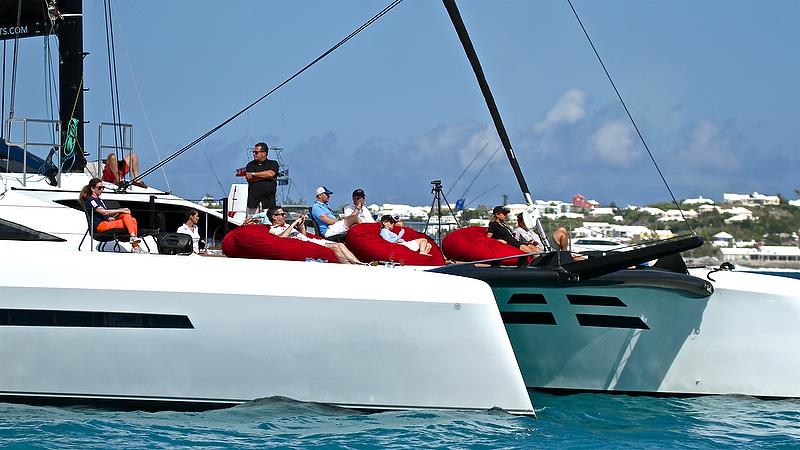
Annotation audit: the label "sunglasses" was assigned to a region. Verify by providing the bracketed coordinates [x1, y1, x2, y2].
[273, 212, 286, 216]
[94, 185, 105, 190]
[253, 150, 265, 154]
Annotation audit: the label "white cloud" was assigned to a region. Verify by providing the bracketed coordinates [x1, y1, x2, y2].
[677, 120, 740, 170]
[589, 120, 639, 167]
[534, 89, 588, 134]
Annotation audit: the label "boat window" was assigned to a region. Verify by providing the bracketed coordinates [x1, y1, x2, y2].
[0, 218, 65, 242]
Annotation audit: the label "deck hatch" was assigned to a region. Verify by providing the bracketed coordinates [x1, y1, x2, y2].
[567, 294, 626, 307]
[576, 314, 649, 329]
[500, 311, 557, 325]
[0, 309, 194, 329]
[507, 293, 548, 304]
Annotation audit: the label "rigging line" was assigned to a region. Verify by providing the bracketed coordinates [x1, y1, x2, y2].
[200, 145, 226, 198]
[130, 0, 404, 186]
[102, 0, 119, 154]
[460, 144, 502, 201]
[445, 141, 488, 198]
[566, 0, 692, 231]
[42, 1, 57, 143]
[108, 0, 125, 155]
[115, 12, 171, 192]
[465, 184, 498, 209]
[2, 41, 6, 139]
[8, 0, 23, 122]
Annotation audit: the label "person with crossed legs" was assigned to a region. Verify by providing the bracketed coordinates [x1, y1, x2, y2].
[310, 186, 361, 238]
[267, 206, 363, 264]
[79, 177, 143, 252]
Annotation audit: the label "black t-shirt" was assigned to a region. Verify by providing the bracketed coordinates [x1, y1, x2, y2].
[488, 220, 522, 248]
[245, 158, 279, 208]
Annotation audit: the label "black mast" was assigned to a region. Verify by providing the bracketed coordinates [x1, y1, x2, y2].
[56, 0, 86, 171]
[441, 0, 532, 205]
[0, 0, 86, 170]
[442, 0, 555, 250]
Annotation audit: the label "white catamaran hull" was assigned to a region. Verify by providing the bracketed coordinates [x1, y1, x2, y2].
[493, 267, 800, 398]
[0, 244, 533, 414]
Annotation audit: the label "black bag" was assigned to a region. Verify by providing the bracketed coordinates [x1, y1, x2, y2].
[156, 232, 193, 255]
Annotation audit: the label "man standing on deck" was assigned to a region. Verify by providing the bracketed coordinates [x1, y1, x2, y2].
[245, 142, 279, 217]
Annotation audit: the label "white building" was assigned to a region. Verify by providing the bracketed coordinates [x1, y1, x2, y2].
[723, 192, 780, 206]
[658, 209, 699, 222]
[588, 207, 615, 217]
[639, 207, 665, 216]
[682, 196, 715, 205]
[789, 199, 800, 207]
[375, 204, 432, 220]
[712, 231, 735, 247]
[720, 246, 800, 268]
[610, 225, 655, 241]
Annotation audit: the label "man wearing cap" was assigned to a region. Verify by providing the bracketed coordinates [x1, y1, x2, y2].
[311, 186, 362, 238]
[343, 188, 375, 223]
[487, 205, 540, 254]
[245, 142, 279, 217]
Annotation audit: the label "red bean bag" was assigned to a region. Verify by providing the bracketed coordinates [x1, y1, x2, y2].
[345, 223, 445, 266]
[222, 224, 339, 263]
[441, 226, 529, 265]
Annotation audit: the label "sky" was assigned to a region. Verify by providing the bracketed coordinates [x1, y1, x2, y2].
[4, 0, 799, 208]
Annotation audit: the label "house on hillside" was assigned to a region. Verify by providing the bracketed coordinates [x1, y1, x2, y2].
[657, 209, 699, 222]
[712, 231, 735, 247]
[723, 192, 780, 206]
[638, 207, 665, 216]
[682, 196, 715, 205]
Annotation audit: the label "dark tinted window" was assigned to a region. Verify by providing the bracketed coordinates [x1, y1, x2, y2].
[0, 218, 64, 241]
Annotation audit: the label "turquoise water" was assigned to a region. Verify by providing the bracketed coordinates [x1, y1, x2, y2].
[1, 394, 799, 448]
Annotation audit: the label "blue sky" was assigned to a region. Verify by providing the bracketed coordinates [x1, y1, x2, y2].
[6, 0, 799, 208]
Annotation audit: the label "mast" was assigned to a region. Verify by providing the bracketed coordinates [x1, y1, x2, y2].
[56, 0, 86, 171]
[441, 0, 532, 205]
[442, 0, 553, 251]
[0, 0, 86, 170]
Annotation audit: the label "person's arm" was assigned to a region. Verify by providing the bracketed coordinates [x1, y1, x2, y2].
[380, 228, 402, 243]
[95, 205, 130, 218]
[318, 213, 337, 225]
[246, 169, 276, 181]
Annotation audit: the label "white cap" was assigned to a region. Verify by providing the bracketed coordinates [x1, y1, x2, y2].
[315, 186, 333, 196]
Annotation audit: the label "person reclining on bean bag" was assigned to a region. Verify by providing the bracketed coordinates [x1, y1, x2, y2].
[487, 206, 540, 255]
[379, 215, 432, 256]
[267, 206, 364, 264]
[311, 186, 361, 238]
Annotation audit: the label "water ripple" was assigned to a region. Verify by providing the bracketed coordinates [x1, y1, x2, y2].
[1, 394, 799, 448]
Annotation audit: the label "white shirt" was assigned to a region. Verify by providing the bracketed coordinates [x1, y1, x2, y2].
[177, 223, 200, 253]
[514, 226, 543, 248]
[343, 203, 375, 223]
[270, 223, 328, 247]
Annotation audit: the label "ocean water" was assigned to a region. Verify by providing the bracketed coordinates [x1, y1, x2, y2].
[1, 393, 799, 448]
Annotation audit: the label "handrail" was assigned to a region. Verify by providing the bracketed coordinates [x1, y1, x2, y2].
[4, 117, 62, 187]
[96, 122, 133, 180]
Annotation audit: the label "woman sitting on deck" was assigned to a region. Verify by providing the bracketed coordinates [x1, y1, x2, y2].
[79, 177, 143, 252]
[267, 206, 364, 265]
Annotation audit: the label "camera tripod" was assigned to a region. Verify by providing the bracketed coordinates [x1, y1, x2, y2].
[424, 180, 460, 246]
